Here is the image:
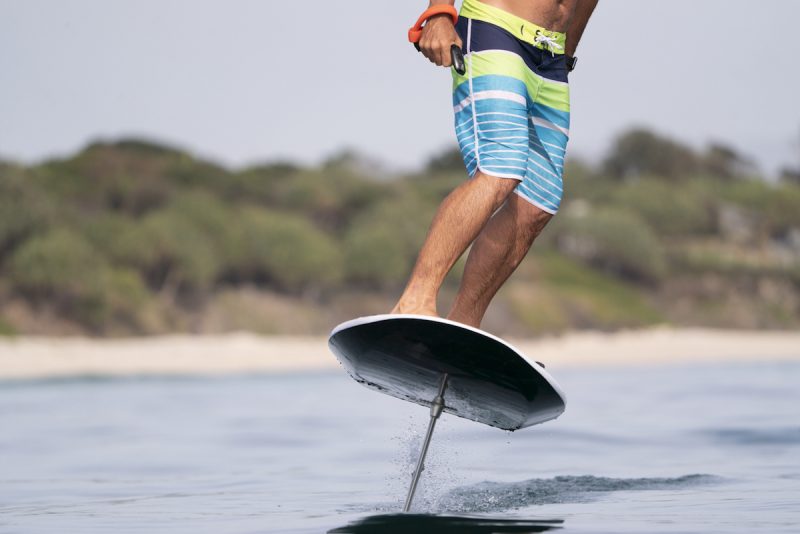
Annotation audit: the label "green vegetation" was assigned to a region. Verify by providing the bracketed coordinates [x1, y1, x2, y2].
[0, 128, 798, 336]
[0, 316, 17, 336]
[503, 252, 663, 334]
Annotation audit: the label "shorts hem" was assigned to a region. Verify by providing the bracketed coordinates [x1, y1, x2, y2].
[512, 189, 558, 215]
[475, 165, 524, 181]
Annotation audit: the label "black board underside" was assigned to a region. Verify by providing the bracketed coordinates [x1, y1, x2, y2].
[328, 316, 565, 431]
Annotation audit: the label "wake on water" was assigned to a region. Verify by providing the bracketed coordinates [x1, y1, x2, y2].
[432, 474, 720, 513]
[334, 475, 721, 533]
[366, 473, 720, 515]
[381, 420, 721, 514]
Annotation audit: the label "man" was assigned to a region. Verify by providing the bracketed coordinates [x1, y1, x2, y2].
[392, 0, 597, 327]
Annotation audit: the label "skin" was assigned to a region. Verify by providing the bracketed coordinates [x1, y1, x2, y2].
[393, 0, 598, 327]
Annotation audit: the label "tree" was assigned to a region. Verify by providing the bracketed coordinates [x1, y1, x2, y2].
[232, 208, 344, 294]
[8, 228, 149, 331]
[780, 167, 800, 186]
[702, 143, 757, 180]
[552, 208, 668, 284]
[426, 147, 465, 173]
[0, 164, 52, 260]
[603, 127, 699, 180]
[780, 125, 800, 185]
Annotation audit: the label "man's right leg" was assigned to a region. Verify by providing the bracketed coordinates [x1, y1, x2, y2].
[448, 193, 552, 327]
[391, 171, 519, 316]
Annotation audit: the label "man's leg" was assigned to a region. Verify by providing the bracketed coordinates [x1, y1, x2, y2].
[391, 171, 519, 316]
[448, 193, 552, 327]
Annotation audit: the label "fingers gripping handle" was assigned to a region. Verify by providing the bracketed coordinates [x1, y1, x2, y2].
[412, 43, 465, 77]
[408, 5, 465, 75]
[450, 44, 466, 75]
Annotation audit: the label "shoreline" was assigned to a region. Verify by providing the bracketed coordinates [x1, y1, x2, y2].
[1, 328, 799, 380]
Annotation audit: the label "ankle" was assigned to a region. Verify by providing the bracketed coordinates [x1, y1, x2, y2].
[392, 292, 437, 315]
[391, 302, 438, 316]
[446, 309, 482, 328]
[448, 296, 488, 327]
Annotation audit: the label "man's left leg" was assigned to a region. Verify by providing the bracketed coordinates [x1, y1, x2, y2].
[448, 193, 552, 327]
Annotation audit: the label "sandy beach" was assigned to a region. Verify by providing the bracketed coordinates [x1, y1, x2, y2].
[1, 328, 799, 380]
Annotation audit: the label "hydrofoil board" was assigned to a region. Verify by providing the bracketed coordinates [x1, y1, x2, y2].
[328, 314, 566, 431]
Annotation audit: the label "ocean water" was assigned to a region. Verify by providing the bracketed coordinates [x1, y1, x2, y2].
[1, 359, 798, 533]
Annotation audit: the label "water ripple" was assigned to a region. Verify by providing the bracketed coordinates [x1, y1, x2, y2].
[703, 427, 800, 446]
[434, 474, 720, 513]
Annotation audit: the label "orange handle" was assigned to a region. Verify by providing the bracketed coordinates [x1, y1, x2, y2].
[408, 5, 458, 43]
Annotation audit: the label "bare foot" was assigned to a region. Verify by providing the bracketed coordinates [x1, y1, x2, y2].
[390, 301, 439, 317]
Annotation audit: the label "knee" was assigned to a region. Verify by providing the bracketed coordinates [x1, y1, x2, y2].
[514, 196, 554, 238]
[474, 172, 519, 210]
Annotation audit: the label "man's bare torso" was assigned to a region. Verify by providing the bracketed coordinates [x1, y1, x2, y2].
[481, 0, 579, 31]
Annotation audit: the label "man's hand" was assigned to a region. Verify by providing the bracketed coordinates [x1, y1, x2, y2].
[419, 14, 463, 68]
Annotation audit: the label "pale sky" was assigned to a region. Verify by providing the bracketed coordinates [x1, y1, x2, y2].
[1, 0, 799, 175]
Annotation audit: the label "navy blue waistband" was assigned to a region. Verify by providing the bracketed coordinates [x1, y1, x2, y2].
[456, 18, 569, 83]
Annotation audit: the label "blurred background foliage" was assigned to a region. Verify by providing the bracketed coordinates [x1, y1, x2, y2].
[1, 127, 799, 336]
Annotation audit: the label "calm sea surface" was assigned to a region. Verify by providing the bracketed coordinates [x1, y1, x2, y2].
[1, 358, 798, 533]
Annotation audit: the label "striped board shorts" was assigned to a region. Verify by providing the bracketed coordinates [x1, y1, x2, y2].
[453, 0, 570, 214]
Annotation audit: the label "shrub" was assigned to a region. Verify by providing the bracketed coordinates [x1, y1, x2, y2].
[228, 162, 300, 203]
[342, 194, 433, 288]
[0, 316, 16, 336]
[610, 178, 715, 236]
[603, 127, 699, 180]
[103, 192, 246, 294]
[9, 229, 105, 299]
[167, 191, 241, 260]
[508, 253, 663, 331]
[237, 167, 389, 232]
[343, 221, 413, 288]
[7, 229, 150, 331]
[234, 208, 343, 293]
[101, 267, 151, 330]
[128, 209, 223, 294]
[33, 141, 181, 215]
[552, 208, 668, 283]
[79, 212, 141, 263]
[547, 254, 664, 326]
[426, 147, 465, 173]
[768, 184, 800, 232]
[719, 181, 800, 235]
[0, 165, 53, 258]
[408, 171, 464, 206]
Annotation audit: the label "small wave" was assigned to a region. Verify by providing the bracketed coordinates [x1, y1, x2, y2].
[434, 474, 719, 513]
[703, 427, 800, 446]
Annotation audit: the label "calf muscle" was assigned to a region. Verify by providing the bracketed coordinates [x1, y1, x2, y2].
[391, 172, 518, 316]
